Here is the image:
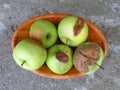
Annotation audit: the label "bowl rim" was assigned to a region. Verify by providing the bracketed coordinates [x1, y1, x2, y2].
[11, 13, 108, 79]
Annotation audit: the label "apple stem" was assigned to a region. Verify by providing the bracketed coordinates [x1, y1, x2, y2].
[21, 61, 25, 66]
[46, 33, 50, 39]
[56, 45, 59, 52]
[66, 39, 69, 45]
[66, 39, 68, 45]
[95, 63, 104, 70]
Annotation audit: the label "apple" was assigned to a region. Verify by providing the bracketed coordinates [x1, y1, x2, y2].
[30, 20, 58, 48]
[46, 44, 73, 74]
[73, 42, 104, 74]
[12, 39, 47, 70]
[58, 16, 88, 47]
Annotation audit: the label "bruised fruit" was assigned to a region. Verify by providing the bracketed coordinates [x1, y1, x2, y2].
[46, 44, 73, 74]
[73, 42, 104, 74]
[30, 20, 57, 48]
[58, 16, 88, 47]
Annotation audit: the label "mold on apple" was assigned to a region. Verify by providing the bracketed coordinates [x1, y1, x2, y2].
[73, 42, 104, 74]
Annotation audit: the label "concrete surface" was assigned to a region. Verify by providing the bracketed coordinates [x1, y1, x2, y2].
[0, 0, 120, 90]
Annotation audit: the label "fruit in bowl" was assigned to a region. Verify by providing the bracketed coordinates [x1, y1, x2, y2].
[58, 16, 88, 47]
[73, 42, 104, 74]
[12, 39, 47, 70]
[30, 20, 58, 48]
[11, 14, 108, 79]
[46, 44, 73, 74]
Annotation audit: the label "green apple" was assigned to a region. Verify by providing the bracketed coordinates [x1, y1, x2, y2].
[30, 20, 58, 48]
[46, 44, 73, 74]
[58, 16, 88, 47]
[12, 39, 47, 70]
[73, 42, 104, 74]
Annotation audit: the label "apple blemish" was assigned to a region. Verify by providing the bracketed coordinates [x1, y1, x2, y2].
[73, 18, 84, 36]
[46, 44, 73, 74]
[58, 16, 88, 47]
[73, 42, 104, 74]
[56, 52, 68, 63]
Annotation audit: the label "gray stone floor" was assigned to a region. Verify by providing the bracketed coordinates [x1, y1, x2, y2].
[0, 0, 120, 90]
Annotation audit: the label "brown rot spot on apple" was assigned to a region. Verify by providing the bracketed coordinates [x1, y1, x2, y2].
[74, 43, 103, 73]
[73, 18, 84, 36]
[56, 52, 69, 63]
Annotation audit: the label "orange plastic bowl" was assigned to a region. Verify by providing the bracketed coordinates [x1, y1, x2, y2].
[11, 14, 108, 79]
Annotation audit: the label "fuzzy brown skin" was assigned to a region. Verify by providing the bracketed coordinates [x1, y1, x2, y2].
[73, 18, 84, 36]
[73, 43, 100, 73]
